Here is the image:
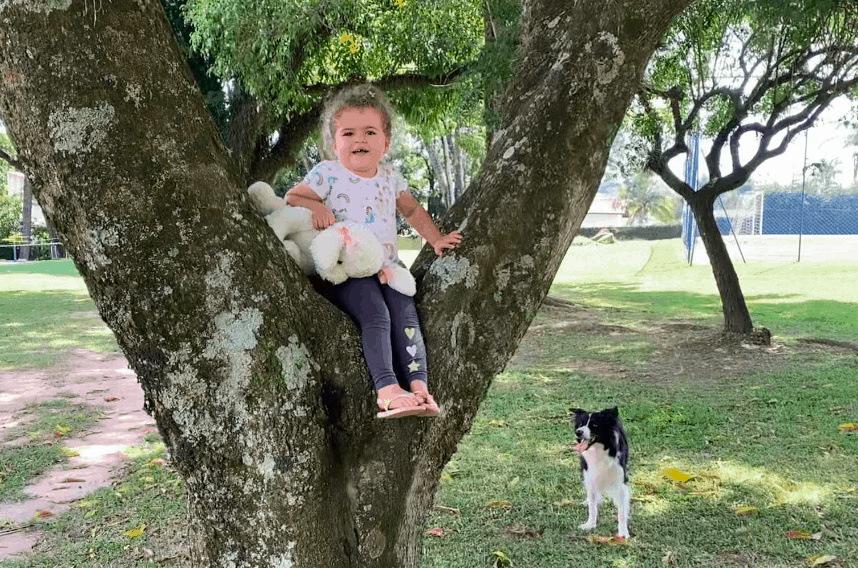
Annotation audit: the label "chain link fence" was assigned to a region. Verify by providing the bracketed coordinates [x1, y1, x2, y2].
[682, 132, 858, 265]
[682, 187, 858, 264]
[0, 240, 67, 262]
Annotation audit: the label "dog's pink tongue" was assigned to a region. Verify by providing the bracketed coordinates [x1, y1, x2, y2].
[573, 440, 588, 452]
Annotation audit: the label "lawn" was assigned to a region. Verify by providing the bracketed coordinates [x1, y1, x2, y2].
[1, 239, 857, 567]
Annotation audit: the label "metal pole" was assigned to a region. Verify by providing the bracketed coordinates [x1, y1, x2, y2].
[798, 129, 808, 262]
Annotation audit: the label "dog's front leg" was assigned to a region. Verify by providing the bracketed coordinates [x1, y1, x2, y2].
[579, 485, 599, 531]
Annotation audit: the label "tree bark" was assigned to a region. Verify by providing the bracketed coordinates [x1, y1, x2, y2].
[0, 0, 693, 566]
[688, 193, 754, 334]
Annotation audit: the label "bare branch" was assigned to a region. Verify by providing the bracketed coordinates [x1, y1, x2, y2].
[0, 146, 22, 171]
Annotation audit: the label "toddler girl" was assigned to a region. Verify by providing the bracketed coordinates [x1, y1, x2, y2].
[285, 84, 462, 418]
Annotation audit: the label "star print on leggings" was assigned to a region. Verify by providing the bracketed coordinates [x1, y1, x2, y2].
[408, 360, 420, 373]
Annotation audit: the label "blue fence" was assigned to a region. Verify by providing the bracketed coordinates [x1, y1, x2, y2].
[761, 193, 858, 235]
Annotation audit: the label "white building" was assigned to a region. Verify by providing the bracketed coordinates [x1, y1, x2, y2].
[581, 182, 628, 228]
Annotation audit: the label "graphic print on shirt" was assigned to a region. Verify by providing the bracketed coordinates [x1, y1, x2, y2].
[301, 161, 408, 269]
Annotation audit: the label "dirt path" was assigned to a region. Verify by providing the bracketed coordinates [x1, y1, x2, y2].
[0, 349, 151, 560]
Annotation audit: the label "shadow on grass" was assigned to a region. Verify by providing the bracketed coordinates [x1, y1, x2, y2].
[0, 259, 80, 277]
[0, 289, 116, 370]
[549, 282, 858, 340]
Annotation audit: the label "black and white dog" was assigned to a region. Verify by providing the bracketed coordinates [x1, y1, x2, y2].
[570, 407, 630, 538]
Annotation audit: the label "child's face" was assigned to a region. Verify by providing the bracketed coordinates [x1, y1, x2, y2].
[332, 106, 389, 177]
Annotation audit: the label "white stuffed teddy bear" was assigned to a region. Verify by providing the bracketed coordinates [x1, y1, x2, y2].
[248, 181, 417, 296]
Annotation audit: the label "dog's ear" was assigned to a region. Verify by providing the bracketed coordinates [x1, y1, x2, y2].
[608, 406, 619, 416]
[570, 408, 585, 416]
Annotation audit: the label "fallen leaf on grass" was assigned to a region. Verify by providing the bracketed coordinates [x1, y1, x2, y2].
[488, 420, 505, 427]
[553, 499, 576, 508]
[122, 524, 146, 539]
[587, 535, 628, 545]
[491, 550, 512, 567]
[104, 397, 119, 402]
[806, 554, 837, 566]
[661, 468, 691, 482]
[735, 505, 757, 515]
[60, 447, 80, 458]
[482, 500, 511, 511]
[62, 478, 85, 483]
[501, 524, 544, 539]
[34, 510, 52, 518]
[838, 422, 858, 433]
[566, 534, 629, 545]
[54, 425, 69, 438]
[786, 530, 821, 540]
[425, 528, 449, 537]
[433, 505, 459, 515]
[147, 459, 165, 467]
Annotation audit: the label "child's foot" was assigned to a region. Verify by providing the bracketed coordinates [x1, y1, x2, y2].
[409, 380, 440, 416]
[377, 385, 425, 419]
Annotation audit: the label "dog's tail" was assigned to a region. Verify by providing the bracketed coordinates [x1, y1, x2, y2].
[247, 181, 284, 216]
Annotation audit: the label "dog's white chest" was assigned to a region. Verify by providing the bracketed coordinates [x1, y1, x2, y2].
[581, 444, 624, 492]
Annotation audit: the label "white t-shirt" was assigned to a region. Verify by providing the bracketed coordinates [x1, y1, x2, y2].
[302, 160, 409, 269]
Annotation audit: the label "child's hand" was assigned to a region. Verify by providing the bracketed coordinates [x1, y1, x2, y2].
[433, 231, 462, 256]
[311, 206, 335, 231]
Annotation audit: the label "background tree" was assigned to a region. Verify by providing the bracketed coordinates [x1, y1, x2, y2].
[0, 132, 23, 251]
[0, 0, 692, 566]
[616, 171, 680, 225]
[632, 0, 858, 335]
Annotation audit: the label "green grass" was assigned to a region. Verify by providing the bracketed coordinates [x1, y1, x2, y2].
[0, 260, 120, 370]
[547, 239, 858, 341]
[3, 242, 858, 567]
[0, 442, 187, 568]
[422, 360, 858, 568]
[0, 399, 104, 502]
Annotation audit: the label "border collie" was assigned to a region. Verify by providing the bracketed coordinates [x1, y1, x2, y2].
[570, 407, 630, 538]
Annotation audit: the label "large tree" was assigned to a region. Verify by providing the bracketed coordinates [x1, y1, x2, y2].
[0, 1, 692, 566]
[634, 0, 858, 335]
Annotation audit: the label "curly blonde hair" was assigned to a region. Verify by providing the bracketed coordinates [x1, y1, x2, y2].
[319, 84, 397, 160]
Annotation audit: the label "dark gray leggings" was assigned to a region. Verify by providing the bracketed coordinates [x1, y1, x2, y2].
[330, 274, 428, 391]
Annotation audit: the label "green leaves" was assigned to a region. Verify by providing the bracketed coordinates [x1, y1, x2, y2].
[184, 0, 484, 115]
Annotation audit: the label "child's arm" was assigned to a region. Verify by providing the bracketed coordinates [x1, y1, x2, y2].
[286, 184, 335, 230]
[396, 193, 461, 255]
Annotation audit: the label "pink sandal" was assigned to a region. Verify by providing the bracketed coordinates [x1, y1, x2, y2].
[412, 391, 440, 417]
[376, 393, 426, 419]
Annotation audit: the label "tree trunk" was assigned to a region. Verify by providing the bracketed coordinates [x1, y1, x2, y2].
[20, 176, 31, 261]
[424, 138, 450, 208]
[688, 194, 754, 334]
[0, 0, 693, 566]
